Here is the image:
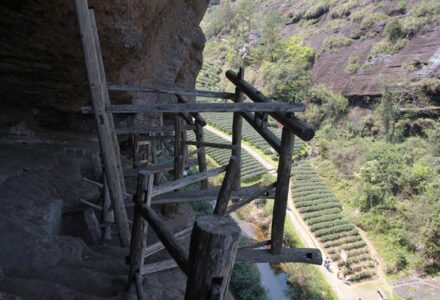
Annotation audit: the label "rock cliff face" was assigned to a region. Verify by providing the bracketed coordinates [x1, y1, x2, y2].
[0, 0, 209, 114]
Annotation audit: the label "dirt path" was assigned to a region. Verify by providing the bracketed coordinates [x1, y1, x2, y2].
[206, 126, 392, 300]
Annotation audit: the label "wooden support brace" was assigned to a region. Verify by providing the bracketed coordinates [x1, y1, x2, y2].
[143, 225, 193, 258]
[241, 111, 281, 153]
[226, 181, 276, 214]
[177, 95, 207, 126]
[74, 0, 130, 247]
[115, 125, 195, 135]
[214, 156, 240, 216]
[139, 205, 190, 274]
[185, 216, 240, 300]
[195, 120, 208, 190]
[128, 172, 153, 293]
[142, 259, 179, 275]
[152, 166, 226, 197]
[271, 128, 295, 254]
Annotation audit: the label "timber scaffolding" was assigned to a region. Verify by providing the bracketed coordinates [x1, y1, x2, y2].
[75, 0, 321, 299]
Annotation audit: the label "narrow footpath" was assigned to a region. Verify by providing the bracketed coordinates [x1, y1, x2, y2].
[206, 126, 391, 300]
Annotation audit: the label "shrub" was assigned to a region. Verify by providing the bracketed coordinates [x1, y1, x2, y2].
[230, 264, 266, 300]
[384, 19, 403, 42]
[346, 55, 361, 74]
[322, 35, 353, 52]
[304, 2, 331, 19]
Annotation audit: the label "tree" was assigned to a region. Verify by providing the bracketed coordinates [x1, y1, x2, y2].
[259, 10, 284, 61]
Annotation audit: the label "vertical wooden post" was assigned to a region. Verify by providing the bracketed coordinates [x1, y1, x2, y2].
[185, 216, 240, 300]
[213, 156, 239, 216]
[195, 120, 208, 189]
[102, 175, 113, 241]
[74, 0, 130, 247]
[271, 127, 295, 254]
[231, 67, 244, 190]
[128, 171, 153, 297]
[151, 138, 161, 185]
[132, 134, 138, 169]
[162, 115, 183, 216]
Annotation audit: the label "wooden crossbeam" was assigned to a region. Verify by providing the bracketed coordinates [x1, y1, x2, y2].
[177, 95, 207, 126]
[139, 205, 190, 274]
[108, 84, 235, 100]
[183, 140, 237, 150]
[226, 70, 315, 141]
[151, 166, 227, 197]
[124, 159, 198, 178]
[226, 181, 276, 214]
[143, 225, 193, 258]
[82, 103, 306, 114]
[142, 259, 179, 275]
[236, 248, 322, 265]
[115, 125, 195, 135]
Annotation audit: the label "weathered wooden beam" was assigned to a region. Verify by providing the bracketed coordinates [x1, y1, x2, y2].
[214, 156, 240, 216]
[101, 176, 112, 242]
[241, 111, 281, 153]
[80, 198, 102, 211]
[143, 225, 193, 258]
[139, 205, 190, 274]
[226, 70, 315, 141]
[134, 270, 145, 300]
[142, 259, 178, 275]
[185, 216, 240, 300]
[74, 0, 130, 247]
[232, 67, 245, 190]
[271, 128, 295, 254]
[226, 181, 277, 214]
[107, 102, 306, 113]
[108, 84, 235, 100]
[195, 120, 208, 190]
[137, 134, 174, 143]
[183, 140, 237, 150]
[115, 125, 195, 135]
[124, 159, 198, 178]
[236, 248, 322, 265]
[128, 172, 153, 293]
[163, 117, 184, 216]
[239, 240, 271, 250]
[151, 166, 227, 197]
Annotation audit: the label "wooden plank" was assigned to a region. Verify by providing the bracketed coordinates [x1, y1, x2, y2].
[226, 182, 276, 214]
[102, 176, 112, 241]
[214, 156, 240, 216]
[195, 120, 208, 190]
[74, 0, 130, 247]
[232, 67, 244, 190]
[108, 84, 235, 99]
[143, 225, 193, 258]
[239, 240, 271, 250]
[241, 111, 281, 153]
[128, 172, 153, 292]
[105, 102, 305, 113]
[115, 125, 195, 135]
[183, 140, 236, 150]
[151, 166, 227, 197]
[139, 205, 190, 275]
[185, 216, 240, 300]
[137, 134, 174, 143]
[142, 259, 179, 275]
[271, 128, 295, 254]
[226, 70, 315, 141]
[236, 248, 322, 265]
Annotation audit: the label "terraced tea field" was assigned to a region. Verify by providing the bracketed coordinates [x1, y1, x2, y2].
[292, 160, 376, 282]
[187, 130, 266, 182]
[196, 60, 222, 91]
[202, 112, 307, 157]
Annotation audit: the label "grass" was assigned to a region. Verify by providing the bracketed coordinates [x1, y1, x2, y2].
[322, 35, 353, 53]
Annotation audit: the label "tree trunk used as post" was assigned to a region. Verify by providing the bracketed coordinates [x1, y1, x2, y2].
[271, 127, 295, 254]
[151, 138, 161, 185]
[128, 171, 153, 295]
[195, 120, 208, 190]
[162, 116, 183, 217]
[74, 0, 130, 247]
[232, 67, 244, 190]
[185, 216, 240, 300]
[214, 156, 239, 216]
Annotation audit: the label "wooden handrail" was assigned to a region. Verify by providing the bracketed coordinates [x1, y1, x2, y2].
[226, 70, 315, 141]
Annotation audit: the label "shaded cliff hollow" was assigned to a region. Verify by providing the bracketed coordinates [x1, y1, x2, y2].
[0, 0, 209, 123]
